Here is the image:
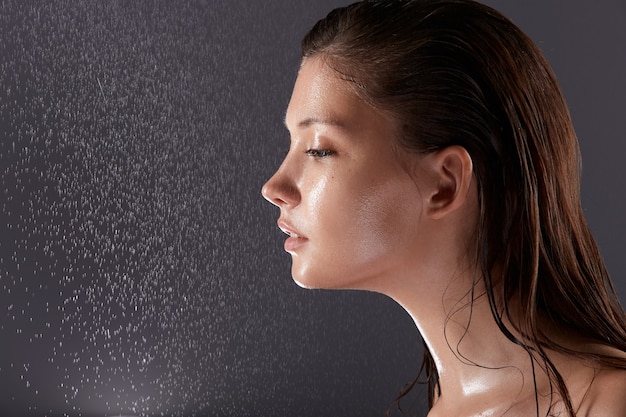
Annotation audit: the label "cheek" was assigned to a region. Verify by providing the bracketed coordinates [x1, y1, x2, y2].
[314, 175, 420, 285]
[347, 194, 395, 263]
[290, 168, 421, 289]
[348, 181, 419, 264]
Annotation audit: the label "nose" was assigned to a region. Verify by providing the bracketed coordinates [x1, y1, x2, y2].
[261, 165, 300, 209]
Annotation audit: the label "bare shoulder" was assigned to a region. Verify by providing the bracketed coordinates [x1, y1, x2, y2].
[580, 368, 626, 417]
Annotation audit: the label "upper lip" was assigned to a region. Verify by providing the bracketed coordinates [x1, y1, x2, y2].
[277, 219, 306, 239]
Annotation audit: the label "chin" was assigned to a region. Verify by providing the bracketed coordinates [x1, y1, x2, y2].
[292, 277, 316, 289]
[291, 269, 327, 290]
[290, 263, 374, 291]
[290, 264, 337, 290]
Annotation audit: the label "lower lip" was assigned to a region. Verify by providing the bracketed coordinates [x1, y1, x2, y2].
[284, 236, 307, 252]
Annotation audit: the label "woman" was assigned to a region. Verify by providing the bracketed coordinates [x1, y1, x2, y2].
[261, 0, 626, 416]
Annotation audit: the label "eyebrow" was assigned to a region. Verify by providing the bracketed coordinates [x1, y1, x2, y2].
[284, 116, 348, 131]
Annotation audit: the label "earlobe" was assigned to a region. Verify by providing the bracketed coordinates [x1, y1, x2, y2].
[426, 146, 474, 220]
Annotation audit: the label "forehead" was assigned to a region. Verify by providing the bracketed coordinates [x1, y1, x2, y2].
[284, 56, 390, 136]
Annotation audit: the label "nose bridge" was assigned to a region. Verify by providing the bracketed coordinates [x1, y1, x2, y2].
[261, 154, 301, 208]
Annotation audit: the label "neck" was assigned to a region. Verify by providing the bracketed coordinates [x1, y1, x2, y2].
[385, 264, 548, 415]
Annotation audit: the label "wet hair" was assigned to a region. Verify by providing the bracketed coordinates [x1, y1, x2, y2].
[301, 0, 626, 415]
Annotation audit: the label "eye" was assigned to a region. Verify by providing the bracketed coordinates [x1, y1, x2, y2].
[305, 149, 334, 158]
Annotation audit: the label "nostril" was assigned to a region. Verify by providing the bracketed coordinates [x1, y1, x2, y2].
[261, 180, 276, 204]
[261, 179, 284, 208]
[261, 168, 300, 209]
[261, 177, 300, 207]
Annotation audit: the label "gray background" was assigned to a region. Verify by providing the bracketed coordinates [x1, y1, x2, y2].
[0, 1, 624, 416]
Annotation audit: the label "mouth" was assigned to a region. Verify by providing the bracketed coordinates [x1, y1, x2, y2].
[277, 220, 305, 239]
[281, 229, 301, 238]
[277, 219, 308, 252]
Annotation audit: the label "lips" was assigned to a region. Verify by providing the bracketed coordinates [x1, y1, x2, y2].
[277, 219, 305, 238]
[277, 219, 308, 252]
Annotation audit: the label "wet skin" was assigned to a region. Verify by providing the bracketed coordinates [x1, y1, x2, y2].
[262, 56, 426, 291]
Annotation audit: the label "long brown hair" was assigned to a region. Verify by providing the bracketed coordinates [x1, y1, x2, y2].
[300, 0, 626, 415]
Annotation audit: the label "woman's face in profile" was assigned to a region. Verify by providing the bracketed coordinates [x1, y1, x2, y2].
[262, 56, 427, 291]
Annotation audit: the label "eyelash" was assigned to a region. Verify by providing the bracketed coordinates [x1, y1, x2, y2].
[305, 149, 334, 158]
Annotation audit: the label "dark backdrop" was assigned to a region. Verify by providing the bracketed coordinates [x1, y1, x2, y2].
[1, 1, 624, 416]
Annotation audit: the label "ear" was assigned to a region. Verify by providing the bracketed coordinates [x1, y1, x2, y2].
[424, 145, 474, 220]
